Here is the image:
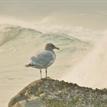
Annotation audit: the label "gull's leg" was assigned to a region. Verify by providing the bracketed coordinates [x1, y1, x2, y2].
[40, 69, 42, 79]
[45, 68, 47, 78]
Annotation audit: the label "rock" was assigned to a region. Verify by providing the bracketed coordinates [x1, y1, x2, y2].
[8, 77, 107, 107]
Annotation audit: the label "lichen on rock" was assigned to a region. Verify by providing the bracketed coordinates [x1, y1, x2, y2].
[8, 78, 107, 107]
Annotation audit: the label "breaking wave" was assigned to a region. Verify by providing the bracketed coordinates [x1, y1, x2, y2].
[63, 31, 107, 88]
[0, 24, 106, 89]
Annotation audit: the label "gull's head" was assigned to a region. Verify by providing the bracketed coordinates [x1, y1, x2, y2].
[45, 43, 59, 51]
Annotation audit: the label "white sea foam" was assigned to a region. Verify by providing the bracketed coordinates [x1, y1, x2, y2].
[0, 23, 106, 107]
[63, 32, 107, 88]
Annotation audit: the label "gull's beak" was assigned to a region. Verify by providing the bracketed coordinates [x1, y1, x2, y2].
[54, 46, 60, 50]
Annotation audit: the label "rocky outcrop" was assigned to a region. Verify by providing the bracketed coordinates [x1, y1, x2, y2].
[8, 78, 107, 107]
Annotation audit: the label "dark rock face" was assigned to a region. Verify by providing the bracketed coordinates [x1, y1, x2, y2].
[8, 78, 107, 107]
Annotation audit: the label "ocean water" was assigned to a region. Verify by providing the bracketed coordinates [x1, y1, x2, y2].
[63, 32, 107, 88]
[0, 24, 106, 107]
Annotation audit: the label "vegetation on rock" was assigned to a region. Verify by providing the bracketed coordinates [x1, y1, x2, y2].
[8, 78, 107, 107]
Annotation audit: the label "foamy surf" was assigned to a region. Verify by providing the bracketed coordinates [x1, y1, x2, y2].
[63, 34, 107, 88]
[0, 24, 104, 107]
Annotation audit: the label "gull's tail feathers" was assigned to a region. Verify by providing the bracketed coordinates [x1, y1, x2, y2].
[25, 63, 33, 67]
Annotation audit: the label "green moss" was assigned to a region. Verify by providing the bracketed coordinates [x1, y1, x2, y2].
[46, 99, 66, 107]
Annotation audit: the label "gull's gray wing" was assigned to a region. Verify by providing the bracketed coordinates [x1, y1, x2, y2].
[31, 51, 55, 68]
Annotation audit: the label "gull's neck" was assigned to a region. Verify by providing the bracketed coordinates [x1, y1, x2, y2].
[45, 48, 55, 53]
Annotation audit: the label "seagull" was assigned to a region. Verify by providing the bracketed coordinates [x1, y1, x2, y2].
[26, 43, 59, 79]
